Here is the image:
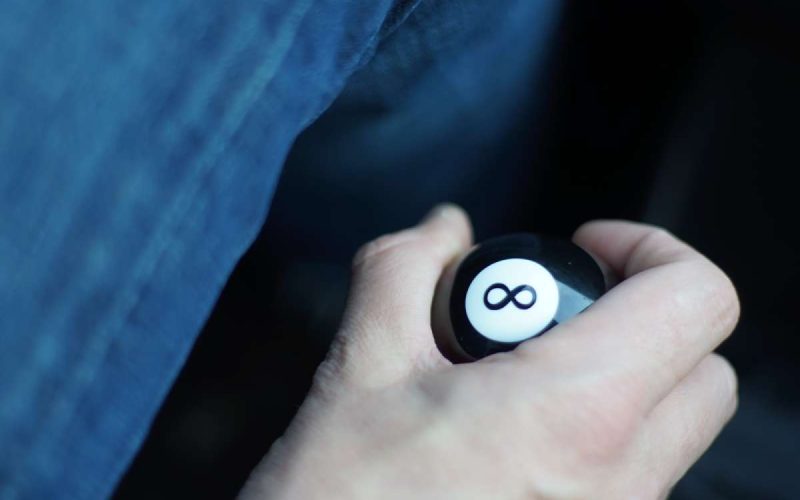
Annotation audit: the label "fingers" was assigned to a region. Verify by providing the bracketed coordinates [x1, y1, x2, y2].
[631, 354, 738, 497]
[515, 220, 740, 412]
[573, 221, 697, 279]
[333, 204, 472, 385]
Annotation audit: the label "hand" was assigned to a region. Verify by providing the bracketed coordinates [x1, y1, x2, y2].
[239, 205, 740, 500]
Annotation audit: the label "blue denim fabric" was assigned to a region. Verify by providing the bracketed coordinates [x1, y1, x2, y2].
[0, 0, 559, 498]
[282, 0, 562, 249]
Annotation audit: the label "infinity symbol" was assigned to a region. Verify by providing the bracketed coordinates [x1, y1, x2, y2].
[483, 283, 537, 310]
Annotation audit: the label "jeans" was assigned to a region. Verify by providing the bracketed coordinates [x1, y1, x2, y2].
[0, 0, 560, 497]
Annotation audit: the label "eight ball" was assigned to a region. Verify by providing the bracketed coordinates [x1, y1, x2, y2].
[434, 233, 606, 361]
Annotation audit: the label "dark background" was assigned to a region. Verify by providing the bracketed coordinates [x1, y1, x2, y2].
[116, 0, 799, 498]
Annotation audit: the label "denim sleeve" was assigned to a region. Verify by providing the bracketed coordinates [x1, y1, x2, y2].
[0, 1, 418, 497]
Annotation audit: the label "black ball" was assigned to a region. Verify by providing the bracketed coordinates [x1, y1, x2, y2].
[435, 233, 606, 361]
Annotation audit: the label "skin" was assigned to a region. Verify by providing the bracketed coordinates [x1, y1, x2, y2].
[239, 204, 740, 500]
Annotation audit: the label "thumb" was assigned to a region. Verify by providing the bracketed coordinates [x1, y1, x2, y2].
[328, 204, 472, 388]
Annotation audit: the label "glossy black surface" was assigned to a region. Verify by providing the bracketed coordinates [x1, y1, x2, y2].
[449, 233, 605, 360]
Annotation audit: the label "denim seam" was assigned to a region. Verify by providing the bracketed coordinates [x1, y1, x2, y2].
[380, 0, 425, 41]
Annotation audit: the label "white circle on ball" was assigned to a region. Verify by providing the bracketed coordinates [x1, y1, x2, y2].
[465, 258, 560, 343]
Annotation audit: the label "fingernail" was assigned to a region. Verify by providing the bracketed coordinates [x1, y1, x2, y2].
[422, 203, 460, 224]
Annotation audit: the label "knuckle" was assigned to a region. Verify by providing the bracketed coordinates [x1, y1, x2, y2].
[663, 260, 740, 345]
[576, 412, 638, 464]
[559, 377, 644, 464]
[709, 354, 739, 410]
[645, 225, 673, 243]
[625, 228, 688, 276]
[710, 268, 741, 335]
[694, 262, 741, 338]
[351, 230, 419, 270]
[646, 226, 675, 245]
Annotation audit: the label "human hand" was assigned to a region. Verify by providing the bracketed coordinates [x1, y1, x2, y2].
[239, 205, 739, 500]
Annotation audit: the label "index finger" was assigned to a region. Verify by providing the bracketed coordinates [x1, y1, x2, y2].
[515, 221, 740, 411]
[334, 204, 473, 385]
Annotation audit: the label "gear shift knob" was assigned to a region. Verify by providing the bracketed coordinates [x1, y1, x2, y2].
[433, 233, 606, 361]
